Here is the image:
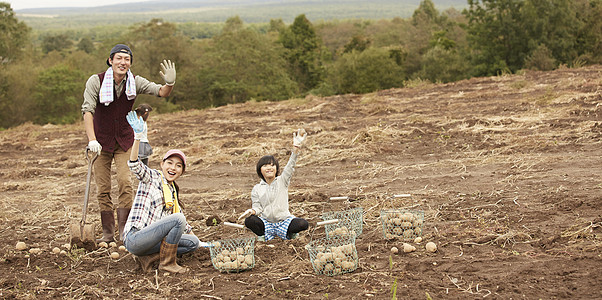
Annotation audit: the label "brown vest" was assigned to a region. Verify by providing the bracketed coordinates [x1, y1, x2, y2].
[94, 71, 136, 153]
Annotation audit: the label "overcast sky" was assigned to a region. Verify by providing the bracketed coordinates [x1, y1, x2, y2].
[8, 0, 149, 10]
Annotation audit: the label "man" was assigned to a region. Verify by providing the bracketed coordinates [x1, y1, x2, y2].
[81, 44, 176, 243]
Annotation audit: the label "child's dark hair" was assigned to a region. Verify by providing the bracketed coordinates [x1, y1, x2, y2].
[135, 103, 153, 121]
[256, 155, 279, 182]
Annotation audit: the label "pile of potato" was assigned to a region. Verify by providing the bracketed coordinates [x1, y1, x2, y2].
[211, 243, 254, 273]
[327, 226, 357, 238]
[382, 210, 424, 240]
[310, 243, 358, 276]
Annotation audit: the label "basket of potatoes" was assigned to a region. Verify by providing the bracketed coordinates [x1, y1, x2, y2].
[322, 207, 363, 238]
[306, 234, 358, 276]
[380, 209, 424, 241]
[209, 236, 255, 273]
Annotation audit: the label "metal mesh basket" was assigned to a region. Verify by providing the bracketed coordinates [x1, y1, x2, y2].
[322, 207, 363, 238]
[306, 234, 358, 276]
[380, 209, 424, 241]
[209, 236, 255, 273]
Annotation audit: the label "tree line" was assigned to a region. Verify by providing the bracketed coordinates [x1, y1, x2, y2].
[1, 0, 601, 129]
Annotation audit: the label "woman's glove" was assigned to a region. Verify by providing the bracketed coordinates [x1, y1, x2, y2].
[159, 59, 176, 86]
[293, 128, 307, 147]
[238, 209, 255, 221]
[126, 111, 144, 140]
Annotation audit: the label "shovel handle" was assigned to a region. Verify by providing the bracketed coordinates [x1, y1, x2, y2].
[394, 194, 411, 198]
[316, 219, 339, 226]
[329, 196, 349, 201]
[81, 148, 99, 225]
[224, 222, 245, 229]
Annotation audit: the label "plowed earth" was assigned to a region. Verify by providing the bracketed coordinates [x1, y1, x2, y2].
[1, 66, 601, 299]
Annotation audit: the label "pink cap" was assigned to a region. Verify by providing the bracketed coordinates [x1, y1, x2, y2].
[163, 149, 186, 171]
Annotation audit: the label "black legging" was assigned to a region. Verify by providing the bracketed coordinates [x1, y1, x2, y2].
[244, 215, 308, 239]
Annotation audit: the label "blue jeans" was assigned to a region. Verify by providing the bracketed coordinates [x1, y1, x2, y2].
[124, 213, 199, 256]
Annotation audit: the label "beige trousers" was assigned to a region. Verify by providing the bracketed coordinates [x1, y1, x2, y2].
[94, 142, 133, 211]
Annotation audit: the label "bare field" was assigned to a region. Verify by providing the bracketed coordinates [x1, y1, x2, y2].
[1, 66, 601, 299]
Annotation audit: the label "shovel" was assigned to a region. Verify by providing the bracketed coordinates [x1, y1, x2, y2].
[69, 148, 98, 251]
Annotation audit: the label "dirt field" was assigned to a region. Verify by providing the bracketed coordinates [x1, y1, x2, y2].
[1, 66, 601, 299]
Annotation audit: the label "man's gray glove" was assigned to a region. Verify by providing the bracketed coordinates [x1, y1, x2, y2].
[126, 111, 144, 140]
[293, 128, 307, 147]
[159, 59, 176, 86]
[88, 140, 102, 155]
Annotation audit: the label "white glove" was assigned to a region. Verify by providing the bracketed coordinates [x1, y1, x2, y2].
[238, 209, 255, 221]
[88, 140, 102, 155]
[293, 128, 307, 147]
[159, 59, 176, 86]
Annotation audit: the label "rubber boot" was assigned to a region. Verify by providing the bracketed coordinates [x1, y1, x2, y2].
[134, 253, 160, 273]
[116, 208, 131, 242]
[158, 239, 188, 274]
[97, 210, 115, 243]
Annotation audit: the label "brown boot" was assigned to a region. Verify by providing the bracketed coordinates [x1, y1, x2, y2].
[134, 252, 160, 273]
[97, 211, 115, 243]
[116, 208, 130, 242]
[158, 239, 188, 274]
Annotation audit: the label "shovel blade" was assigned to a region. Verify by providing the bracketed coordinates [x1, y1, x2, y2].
[69, 221, 96, 251]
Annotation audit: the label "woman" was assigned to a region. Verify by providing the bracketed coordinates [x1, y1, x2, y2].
[238, 128, 309, 241]
[123, 111, 199, 273]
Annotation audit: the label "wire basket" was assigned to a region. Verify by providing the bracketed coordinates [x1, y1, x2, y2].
[322, 207, 363, 238]
[380, 209, 424, 241]
[209, 236, 255, 273]
[306, 234, 358, 276]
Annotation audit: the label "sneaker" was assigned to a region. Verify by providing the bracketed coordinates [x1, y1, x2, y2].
[257, 235, 265, 242]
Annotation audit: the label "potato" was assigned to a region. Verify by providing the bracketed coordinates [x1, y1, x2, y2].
[15, 242, 27, 251]
[52, 247, 61, 254]
[60, 250, 67, 255]
[403, 229, 414, 239]
[240, 262, 248, 269]
[109, 242, 117, 248]
[244, 254, 253, 265]
[98, 242, 108, 248]
[110, 252, 120, 259]
[413, 218, 424, 227]
[400, 221, 413, 228]
[237, 255, 245, 263]
[392, 227, 403, 235]
[403, 243, 416, 253]
[213, 241, 221, 248]
[118, 245, 126, 251]
[426, 242, 437, 252]
[414, 227, 422, 236]
[62, 243, 71, 249]
[390, 246, 399, 254]
[236, 247, 244, 255]
[323, 263, 334, 272]
[323, 253, 333, 261]
[393, 218, 402, 226]
[400, 213, 413, 222]
[414, 237, 423, 243]
[29, 248, 42, 254]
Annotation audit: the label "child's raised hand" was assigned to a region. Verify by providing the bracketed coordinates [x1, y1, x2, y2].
[126, 111, 145, 135]
[293, 128, 307, 147]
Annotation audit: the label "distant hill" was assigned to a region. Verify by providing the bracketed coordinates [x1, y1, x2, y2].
[16, 0, 468, 30]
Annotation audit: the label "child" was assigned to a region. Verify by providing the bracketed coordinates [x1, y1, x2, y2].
[123, 111, 199, 273]
[134, 103, 153, 166]
[238, 128, 309, 241]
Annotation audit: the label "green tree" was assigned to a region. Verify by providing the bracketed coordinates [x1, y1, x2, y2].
[34, 64, 85, 124]
[463, 0, 529, 76]
[77, 37, 95, 54]
[42, 34, 74, 54]
[0, 2, 30, 62]
[328, 47, 405, 94]
[279, 14, 324, 92]
[196, 16, 298, 107]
